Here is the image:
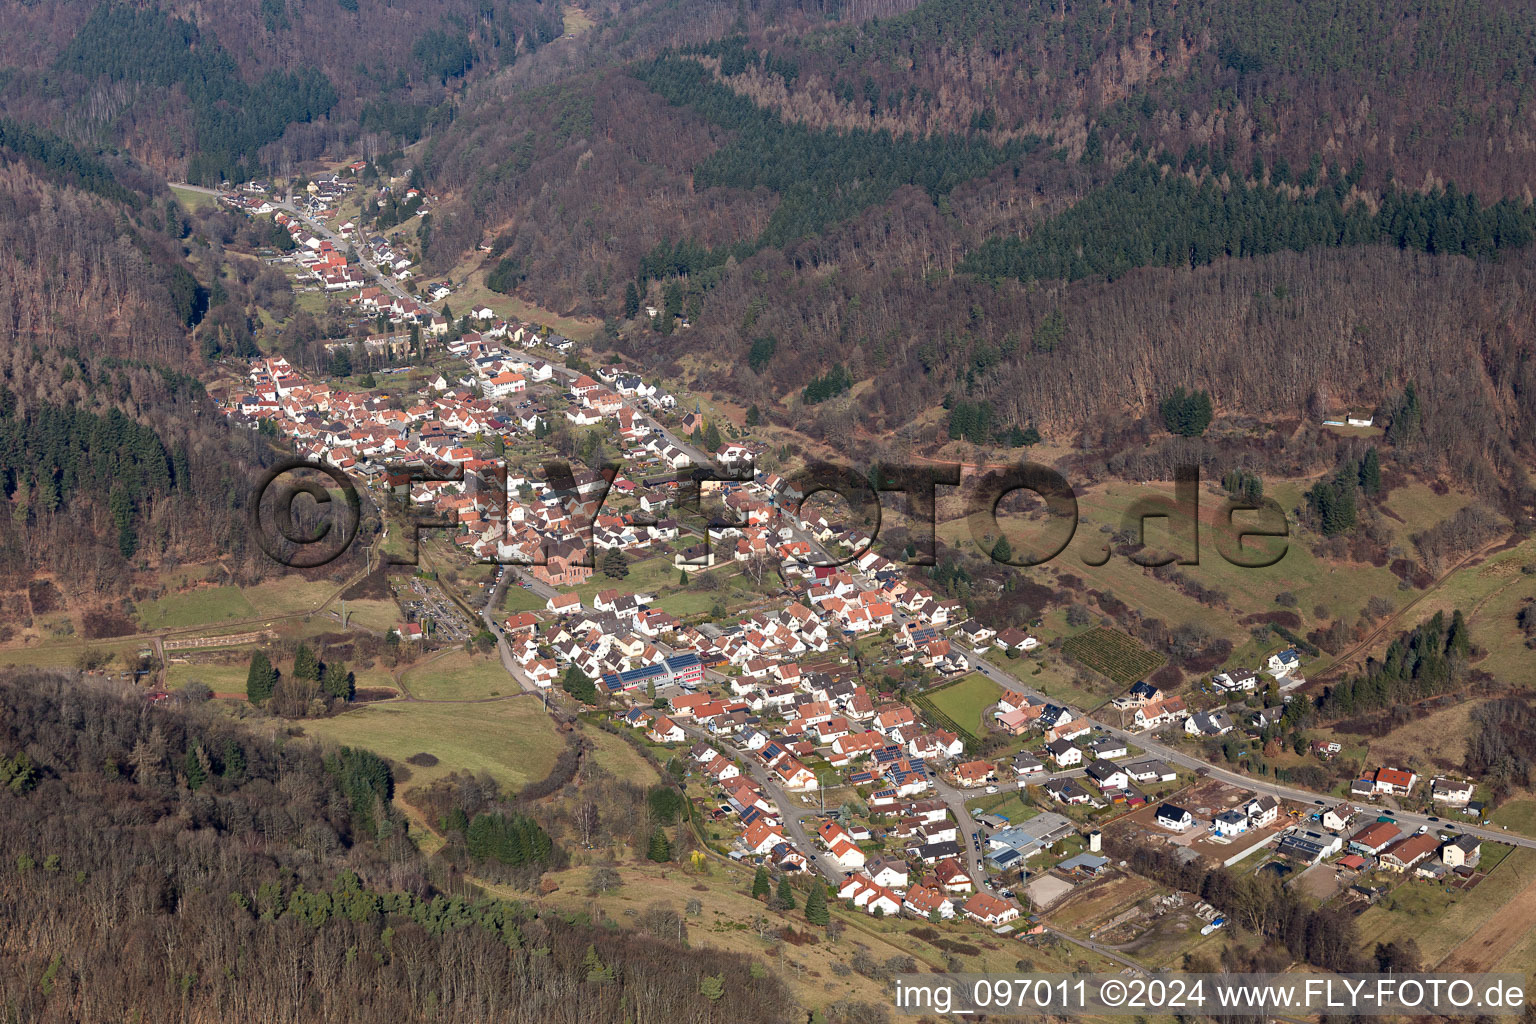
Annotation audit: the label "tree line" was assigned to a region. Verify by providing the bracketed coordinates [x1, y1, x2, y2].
[962, 160, 1536, 285]
[634, 52, 1025, 249]
[1110, 837, 1361, 972]
[1317, 610, 1471, 719]
[0, 388, 184, 559]
[0, 119, 139, 207]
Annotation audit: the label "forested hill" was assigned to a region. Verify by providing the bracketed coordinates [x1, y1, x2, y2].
[0, 670, 800, 1023]
[0, 129, 279, 600]
[0, 0, 566, 181]
[413, 0, 1536, 504]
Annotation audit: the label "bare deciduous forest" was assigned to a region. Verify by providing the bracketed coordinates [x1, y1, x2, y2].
[0, 670, 800, 1024]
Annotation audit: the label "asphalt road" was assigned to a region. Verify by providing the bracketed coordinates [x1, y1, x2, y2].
[480, 571, 545, 694]
[946, 643, 1536, 852]
[173, 182, 415, 304]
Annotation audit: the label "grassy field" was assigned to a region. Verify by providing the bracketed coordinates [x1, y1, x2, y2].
[1320, 699, 1481, 770]
[974, 480, 1430, 662]
[165, 661, 252, 692]
[336, 597, 401, 633]
[241, 574, 350, 617]
[651, 564, 774, 620]
[0, 643, 112, 669]
[1380, 482, 1481, 547]
[971, 789, 1037, 823]
[586, 727, 660, 785]
[499, 856, 1120, 1013]
[297, 698, 562, 794]
[1393, 538, 1536, 684]
[401, 650, 515, 700]
[1492, 796, 1536, 836]
[500, 584, 547, 613]
[170, 185, 215, 211]
[136, 586, 259, 630]
[571, 555, 677, 604]
[561, 3, 595, 34]
[926, 673, 1004, 737]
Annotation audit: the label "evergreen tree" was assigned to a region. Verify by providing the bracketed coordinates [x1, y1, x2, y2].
[647, 826, 672, 862]
[582, 943, 614, 982]
[623, 281, 641, 319]
[183, 746, 206, 791]
[322, 660, 354, 701]
[1387, 384, 1422, 444]
[775, 875, 796, 911]
[246, 650, 277, 703]
[1359, 448, 1382, 497]
[752, 865, 771, 900]
[745, 404, 761, 426]
[698, 975, 725, 1001]
[560, 666, 598, 704]
[1447, 609, 1471, 658]
[992, 535, 1013, 563]
[804, 882, 830, 925]
[748, 336, 777, 372]
[220, 739, 246, 780]
[1159, 387, 1214, 436]
[1081, 126, 1103, 166]
[293, 644, 320, 681]
[602, 548, 630, 579]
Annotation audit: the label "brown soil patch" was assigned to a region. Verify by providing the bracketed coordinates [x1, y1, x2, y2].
[1438, 869, 1536, 971]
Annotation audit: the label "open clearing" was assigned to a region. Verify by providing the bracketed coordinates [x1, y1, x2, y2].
[137, 586, 258, 630]
[1492, 796, 1536, 837]
[297, 698, 563, 794]
[170, 185, 215, 210]
[925, 673, 1003, 737]
[501, 857, 1116, 1012]
[586, 727, 660, 784]
[401, 650, 515, 700]
[1324, 698, 1480, 769]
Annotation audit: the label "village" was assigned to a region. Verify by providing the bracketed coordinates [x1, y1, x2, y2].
[211, 170, 1525, 962]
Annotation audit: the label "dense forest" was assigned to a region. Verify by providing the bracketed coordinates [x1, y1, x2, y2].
[54, 4, 340, 184]
[1317, 610, 1472, 718]
[405, 1, 1536, 512]
[0, 150, 289, 599]
[960, 161, 1536, 284]
[0, 670, 799, 1023]
[0, 0, 566, 179]
[633, 52, 1027, 249]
